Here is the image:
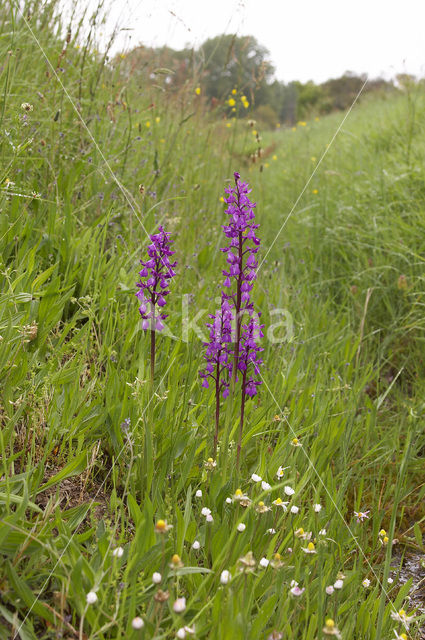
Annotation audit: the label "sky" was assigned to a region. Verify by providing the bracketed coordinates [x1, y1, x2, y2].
[92, 0, 424, 83]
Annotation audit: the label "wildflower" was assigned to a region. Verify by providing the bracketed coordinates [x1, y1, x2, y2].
[201, 507, 211, 517]
[192, 540, 201, 550]
[173, 597, 186, 613]
[259, 557, 269, 568]
[313, 503, 322, 512]
[233, 489, 251, 506]
[195, 489, 203, 498]
[170, 554, 184, 569]
[393, 631, 408, 640]
[268, 633, 283, 640]
[152, 572, 162, 584]
[290, 584, 305, 596]
[291, 437, 302, 447]
[272, 155, 277, 161]
[155, 116, 160, 123]
[272, 497, 288, 510]
[284, 486, 295, 496]
[379, 529, 386, 537]
[112, 546, 124, 558]
[388, 577, 394, 584]
[155, 519, 172, 533]
[232, 88, 237, 95]
[205, 513, 214, 523]
[225, 497, 232, 504]
[228, 98, 236, 107]
[390, 609, 414, 630]
[323, 619, 341, 638]
[195, 87, 201, 95]
[290, 505, 299, 514]
[238, 551, 256, 572]
[132, 617, 144, 629]
[312, 189, 318, 194]
[319, 528, 327, 536]
[333, 579, 344, 589]
[21, 102, 33, 111]
[276, 465, 289, 478]
[266, 528, 277, 535]
[136, 226, 176, 380]
[86, 591, 98, 604]
[177, 627, 195, 638]
[145, 121, 151, 128]
[302, 542, 317, 554]
[261, 481, 271, 491]
[362, 578, 371, 588]
[237, 523, 246, 532]
[220, 569, 231, 584]
[325, 585, 334, 595]
[154, 589, 169, 602]
[270, 553, 284, 569]
[354, 509, 370, 522]
[295, 528, 308, 539]
[251, 473, 262, 483]
[204, 457, 217, 470]
[256, 501, 271, 513]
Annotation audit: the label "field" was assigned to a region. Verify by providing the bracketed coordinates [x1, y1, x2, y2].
[1, 2, 425, 639]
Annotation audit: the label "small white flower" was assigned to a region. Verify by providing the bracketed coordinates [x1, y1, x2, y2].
[251, 473, 262, 482]
[387, 577, 394, 584]
[333, 579, 344, 590]
[325, 585, 334, 595]
[86, 591, 98, 604]
[290, 580, 298, 588]
[201, 507, 211, 517]
[192, 540, 200, 550]
[173, 597, 186, 613]
[176, 627, 195, 639]
[362, 578, 371, 588]
[225, 497, 232, 504]
[390, 609, 414, 630]
[261, 481, 271, 491]
[220, 569, 231, 584]
[206, 513, 214, 523]
[152, 572, 162, 584]
[290, 585, 305, 596]
[272, 497, 288, 510]
[266, 528, 276, 534]
[276, 465, 289, 478]
[237, 523, 246, 532]
[112, 546, 124, 558]
[319, 528, 327, 536]
[259, 557, 269, 568]
[284, 486, 295, 496]
[132, 617, 144, 629]
[302, 542, 317, 554]
[313, 503, 322, 513]
[290, 505, 299, 514]
[354, 509, 370, 522]
[195, 489, 202, 498]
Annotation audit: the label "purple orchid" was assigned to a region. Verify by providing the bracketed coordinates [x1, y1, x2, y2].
[136, 226, 176, 380]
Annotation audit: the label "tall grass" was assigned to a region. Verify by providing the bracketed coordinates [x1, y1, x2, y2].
[0, 1, 424, 639]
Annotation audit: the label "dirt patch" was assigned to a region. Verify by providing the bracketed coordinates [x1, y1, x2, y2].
[393, 551, 425, 639]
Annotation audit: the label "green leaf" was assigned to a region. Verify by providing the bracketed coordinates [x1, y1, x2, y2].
[37, 451, 88, 492]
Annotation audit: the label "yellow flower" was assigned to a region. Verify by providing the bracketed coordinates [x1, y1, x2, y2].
[312, 189, 318, 195]
[298, 121, 307, 126]
[145, 121, 151, 128]
[219, 196, 225, 203]
[226, 122, 232, 128]
[195, 87, 201, 95]
[272, 155, 277, 161]
[155, 116, 160, 123]
[228, 98, 236, 107]
[155, 519, 172, 533]
[231, 88, 237, 95]
[160, 138, 165, 143]
[276, 123, 281, 128]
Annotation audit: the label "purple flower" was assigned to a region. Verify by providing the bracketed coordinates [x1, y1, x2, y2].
[237, 317, 264, 397]
[136, 226, 176, 332]
[199, 295, 234, 398]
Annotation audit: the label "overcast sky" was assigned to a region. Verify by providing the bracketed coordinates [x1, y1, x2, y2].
[97, 0, 424, 83]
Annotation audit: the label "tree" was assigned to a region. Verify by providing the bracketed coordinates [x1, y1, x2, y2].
[199, 34, 274, 102]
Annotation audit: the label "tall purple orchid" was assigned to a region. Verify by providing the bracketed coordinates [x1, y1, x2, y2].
[200, 172, 263, 463]
[136, 226, 176, 381]
[221, 172, 260, 389]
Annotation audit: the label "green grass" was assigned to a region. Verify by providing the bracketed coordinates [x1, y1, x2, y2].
[1, 2, 425, 639]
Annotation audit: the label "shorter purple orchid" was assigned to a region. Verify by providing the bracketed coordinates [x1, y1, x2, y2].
[136, 226, 176, 332]
[238, 317, 264, 397]
[136, 226, 176, 382]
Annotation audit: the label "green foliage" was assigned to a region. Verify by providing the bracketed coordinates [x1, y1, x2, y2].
[0, 1, 424, 639]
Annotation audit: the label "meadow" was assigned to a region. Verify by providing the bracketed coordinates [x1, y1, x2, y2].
[0, 2, 425, 639]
